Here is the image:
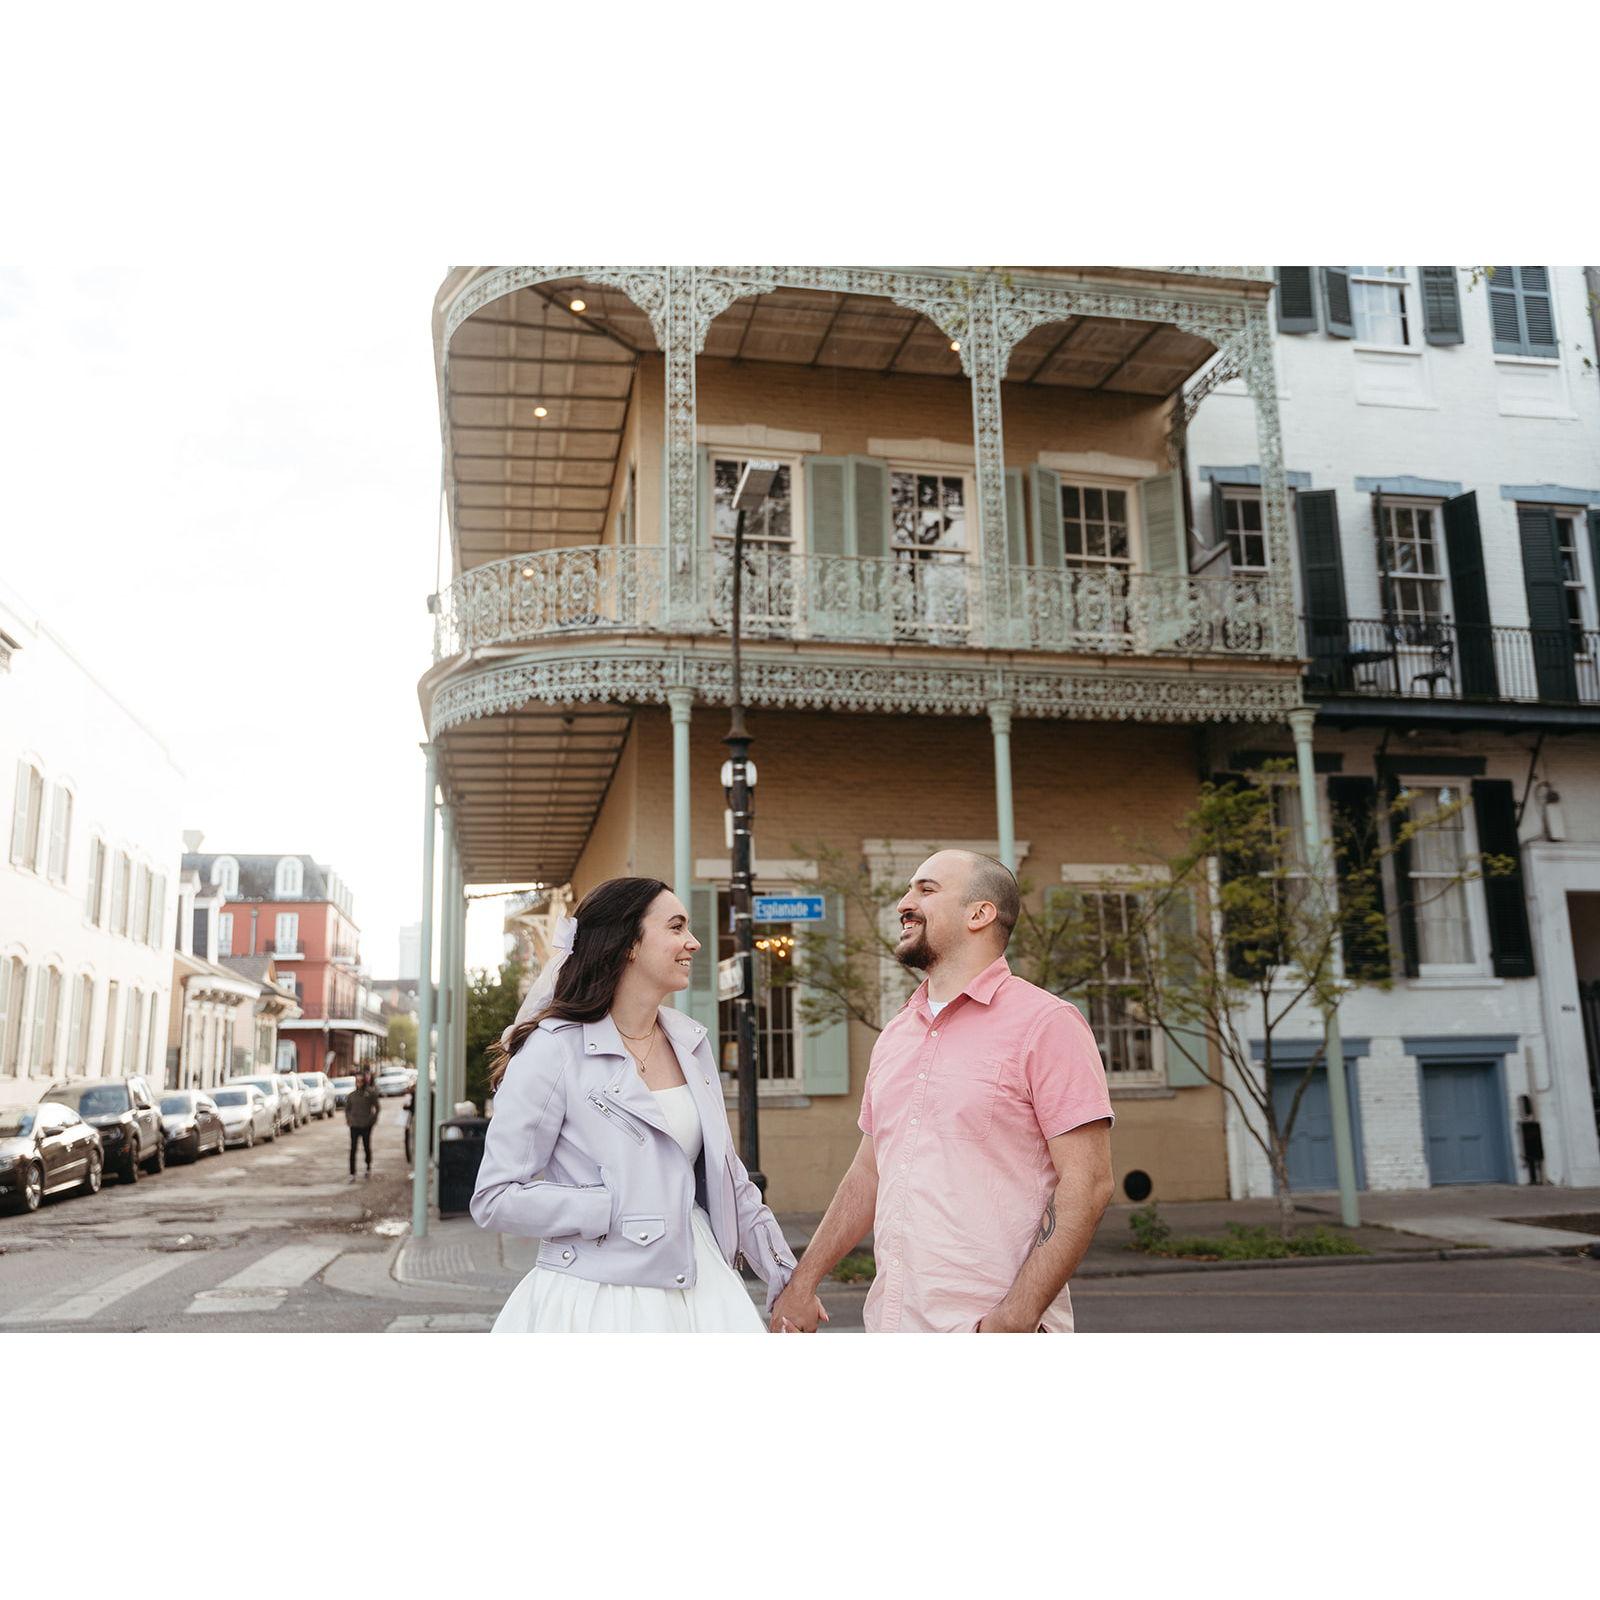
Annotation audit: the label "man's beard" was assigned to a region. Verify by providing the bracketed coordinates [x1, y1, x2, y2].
[897, 920, 936, 971]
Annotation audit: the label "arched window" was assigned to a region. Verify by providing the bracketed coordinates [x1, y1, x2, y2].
[212, 856, 239, 897]
[275, 856, 304, 898]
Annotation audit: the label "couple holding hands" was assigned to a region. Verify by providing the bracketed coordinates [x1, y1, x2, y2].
[471, 849, 1115, 1334]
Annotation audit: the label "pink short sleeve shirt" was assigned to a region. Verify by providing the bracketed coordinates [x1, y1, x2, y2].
[858, 957, 1113, 1332]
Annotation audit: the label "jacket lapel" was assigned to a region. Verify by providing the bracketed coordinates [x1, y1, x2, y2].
[584, 1016, 671, 1136]
[657, 1007, 736, 1255]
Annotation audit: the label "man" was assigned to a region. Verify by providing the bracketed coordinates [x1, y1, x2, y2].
[345, 1069, 380, 1182]
[770, 849, 1114, 1333]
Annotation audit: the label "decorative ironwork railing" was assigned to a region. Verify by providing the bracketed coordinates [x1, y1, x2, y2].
[432, 544, 1283, 663]
[1304, 616, 1600, 707]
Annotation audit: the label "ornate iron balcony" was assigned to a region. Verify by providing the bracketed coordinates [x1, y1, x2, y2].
[1304, 616, 1600, 706]
[433, 544, 1283, 663]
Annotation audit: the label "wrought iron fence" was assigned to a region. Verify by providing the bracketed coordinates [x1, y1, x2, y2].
[432, 544, 1281, 662]
[1303, 616, 1600, 706]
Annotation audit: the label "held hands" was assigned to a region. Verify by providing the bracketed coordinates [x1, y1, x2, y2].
[768, 1281, 829, 1333]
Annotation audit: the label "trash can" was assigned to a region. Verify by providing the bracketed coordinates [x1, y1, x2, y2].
[437, 1115, 490, 1217]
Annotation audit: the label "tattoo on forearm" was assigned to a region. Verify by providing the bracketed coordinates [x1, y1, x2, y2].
[1035, 1196, 1057, 1249]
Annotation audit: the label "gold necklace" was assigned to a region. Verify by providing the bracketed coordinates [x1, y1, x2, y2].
[615, 1023, 656, 1042]
[626, 1031, 659, 1079]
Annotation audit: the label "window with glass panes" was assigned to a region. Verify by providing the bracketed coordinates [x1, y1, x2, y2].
[1554, 511, 1593, 653]
[713, 892, 800, 1085]
[1067, 888, 1157, 1081]
[1404, 784, 1476, 967]
[1380, 502, 1449, 626]
[1351, 266, 1411, 345]
[891, 471, 967, 559]
[1061, 484, 1131, 573]
[1221, 489, 1267, 571]
[711, 456, 795, 625]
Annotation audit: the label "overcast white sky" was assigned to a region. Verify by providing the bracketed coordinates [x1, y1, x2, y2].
[0, 264, 506, 974]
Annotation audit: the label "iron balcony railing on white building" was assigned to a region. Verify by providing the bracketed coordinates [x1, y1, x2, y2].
[432, 545, 1283, 663]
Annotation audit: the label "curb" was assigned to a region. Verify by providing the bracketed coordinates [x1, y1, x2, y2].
[1076, 1243, 1595, 1280]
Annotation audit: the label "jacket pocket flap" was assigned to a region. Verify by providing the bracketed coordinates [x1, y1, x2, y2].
[539, 1241, 582, 1268]
[619, 1214, 666, 1246]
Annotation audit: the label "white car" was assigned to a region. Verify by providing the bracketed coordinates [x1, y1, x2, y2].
[211, 1084, 274, 1148]
[274, 1073, 306, 1127]
[228, 1075, 290, 1135]
[374, 1069, 410, 1098]
[330, 1075, 357, 1108]
[296, 1072, 337, 1119]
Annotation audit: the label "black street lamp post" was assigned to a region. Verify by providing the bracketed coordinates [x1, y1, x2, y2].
[724, 461, 780, 1196]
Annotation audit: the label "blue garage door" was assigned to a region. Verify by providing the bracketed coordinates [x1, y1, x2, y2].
[1421, 1062, 1509, 1185]
[1271, 1068, 1364, 1192]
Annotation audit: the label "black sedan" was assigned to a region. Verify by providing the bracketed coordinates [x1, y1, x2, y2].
[160, 1091, 227, 1162]
[0, 1102, 104, 1213]
[42, 1076, 166, 1183]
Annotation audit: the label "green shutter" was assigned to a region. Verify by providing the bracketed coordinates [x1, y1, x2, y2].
[1275, 268, 1319, 333]
[1140, 471, 1186, 576]
[848, 456, 891, 559]
[1005, 467, 1028, 568]
[1031, 466, 1064, 567]
[799, 894, 850, 1095]
[1519, 267, 1558, 356]
[1322, 268, 1354, 338]
[686, 885, 721, 1039]
[1420, 267, 1464, 345]
[805, 457, 849, 557]
[1587, 510, 1600, 659]
[1327, 776, 1390, 980]
[1472, 779, 1536, 978]
[1518, 504, 1578, 702]
[1488, 266, 1523, 351]
[1296, 490, 1348, 691]
[1441, 492, 1498, 697]
[1159, 887, 1210, 1087]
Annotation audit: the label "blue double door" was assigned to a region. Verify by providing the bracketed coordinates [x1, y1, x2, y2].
[1272, 1067, 1363, 1193]
[1421, 1061, 1510, 1185]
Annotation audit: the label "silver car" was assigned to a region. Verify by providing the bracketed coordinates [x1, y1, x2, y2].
[275, 1073, 306, 1127]
[228, 1075, 289, 1136]
[211, 1084, 273, 1148]
[296, 1071, 337, 1119]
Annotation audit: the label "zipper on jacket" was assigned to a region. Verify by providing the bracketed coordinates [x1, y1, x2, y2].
[587, 1091, 646, 1145]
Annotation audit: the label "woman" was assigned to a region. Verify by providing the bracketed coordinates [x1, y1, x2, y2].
[473, 876, 826, 1334]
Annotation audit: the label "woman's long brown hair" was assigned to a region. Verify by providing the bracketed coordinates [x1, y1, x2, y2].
[486, 876, 672, 1092]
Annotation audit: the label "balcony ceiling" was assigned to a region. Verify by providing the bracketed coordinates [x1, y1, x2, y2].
[440, 270, 1224, 578]
[434, 702, 632, 884]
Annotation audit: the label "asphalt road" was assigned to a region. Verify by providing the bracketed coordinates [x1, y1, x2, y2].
[0, 1096, 483, 1332]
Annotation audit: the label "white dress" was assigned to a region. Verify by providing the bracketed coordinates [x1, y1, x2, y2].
[489, 1083, 766, 1334]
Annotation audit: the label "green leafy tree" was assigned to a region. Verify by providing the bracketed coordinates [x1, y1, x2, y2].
[464, 960, 525, 1111]
[386, 1013, 417, 1069]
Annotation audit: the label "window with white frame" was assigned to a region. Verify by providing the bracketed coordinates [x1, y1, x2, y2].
[1554, 510, 1595, 656]
[1380, 501, 1450, 629]
[123, 988, 142, 1075]
[1401, 783, 1478, 968]
[1060, 483, 1132, 575]
[132, 865, 149, 949]
[275, 912, 299, 955]
[713, 888, 801, 1086]
[212, 856, 239, 897]
[33, 965, 62, 1073]
[891, 470, 968, 559]
[68, 973, 92, 1071]
[147, 874, 166, 947]
[217, 913, 233, 958]
[0, 956, 24, 1073]
[10, 761, 45, 870]
[111, 852, 130, 937]
[710, 455, 796, 627]
[85, 837, 106, 925]
[1221, 488, 1267, 572]
[276, 1039, 297, 1073]
[275, 856, 303, 898]
[47, 784, 72, 882]
[1351, 266, 1412, 346]
[1058, 886, 1159, 1083]
[278, 971, 297, 998]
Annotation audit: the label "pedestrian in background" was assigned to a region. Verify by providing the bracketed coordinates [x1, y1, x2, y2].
[346, 1069, 380, 1181]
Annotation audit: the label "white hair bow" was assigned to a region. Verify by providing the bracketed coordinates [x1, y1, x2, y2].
[501, 916, 578, 1049]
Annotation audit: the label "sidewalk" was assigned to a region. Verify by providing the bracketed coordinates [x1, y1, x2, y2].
[386, 1184, 1600, 1306]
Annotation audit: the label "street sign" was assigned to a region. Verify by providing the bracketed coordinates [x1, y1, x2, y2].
[718, 955, 744, 1000]
[753, 894, 825, 923]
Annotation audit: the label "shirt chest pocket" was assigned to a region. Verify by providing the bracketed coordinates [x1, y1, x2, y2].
[929, 1057, 1006, 1141]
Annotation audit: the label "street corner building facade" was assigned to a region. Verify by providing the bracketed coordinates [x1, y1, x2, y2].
[1187, 266, 1600, 1196]
[414, 265, 1313, 1211]
[178, 850, 384, 1078]
[0, 580, 184, 1107]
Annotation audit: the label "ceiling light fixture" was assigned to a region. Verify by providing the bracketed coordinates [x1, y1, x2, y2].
[533, 405, 548, 417]
[950, 340, 961, 352]
[569, 298, 586, 313]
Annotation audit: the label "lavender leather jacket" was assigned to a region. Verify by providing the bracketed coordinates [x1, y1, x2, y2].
[470, 1007, 798, 1315]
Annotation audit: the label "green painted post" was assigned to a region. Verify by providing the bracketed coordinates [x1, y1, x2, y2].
[410, 744, 438, 1242]
[1288, 706, 1360, 1228]
[988, 699, 1017, 873]
[436, 810, 457, 1149]
[668, 687, 693, 1005]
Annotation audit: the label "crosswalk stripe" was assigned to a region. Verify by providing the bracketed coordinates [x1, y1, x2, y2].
[186, 1242, 343, 1314]
[385, 1313, 495, 1333]
[2, 1256, 191, 1325]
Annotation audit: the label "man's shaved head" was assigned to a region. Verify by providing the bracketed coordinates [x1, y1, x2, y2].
[950, 850, 1020, 943]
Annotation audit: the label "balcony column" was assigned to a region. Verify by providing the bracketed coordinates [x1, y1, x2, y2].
[988, 698, 1017, 873]
[451, 847, 468, 1111]
[667, 687, 694, 916]
[1286, 705, 1360, 1228]
[1235, 307, 1297, 658]
[411, 743, 439, 1241]
[661, 265, 700, 627]
[437, 808, 458, 1145]
[967, 279, 1018, 649]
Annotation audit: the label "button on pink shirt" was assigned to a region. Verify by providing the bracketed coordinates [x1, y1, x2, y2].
[858, 957, 1114, 1333]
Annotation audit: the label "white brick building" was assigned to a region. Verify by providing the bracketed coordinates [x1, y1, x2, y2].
[1187, 266, 1600, 1195]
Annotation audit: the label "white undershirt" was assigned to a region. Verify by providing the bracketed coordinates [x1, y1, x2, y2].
[926, 997, 949, 1018]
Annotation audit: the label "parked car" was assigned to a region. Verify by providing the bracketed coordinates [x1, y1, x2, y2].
[159, 1090, 227, 1162]
[275, 1073, 306, 1127]
[296, 1071, 336, 1119]
[211, 1084, 273, 1148]
[227, 1076, 289, 1136]
[330, 1075, 356, 1108]
[41, 1075, 165, 1183]
[375, 1068, 410, 1098]
[0, 1101, 103, 1212]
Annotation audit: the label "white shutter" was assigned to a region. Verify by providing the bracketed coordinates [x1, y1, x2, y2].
[48, 786, 71, 880]
[9, 762, 28, 864]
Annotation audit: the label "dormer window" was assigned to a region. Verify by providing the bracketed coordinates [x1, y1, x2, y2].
[275, 856, 304, 898]
[212, 856, 239, 897]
